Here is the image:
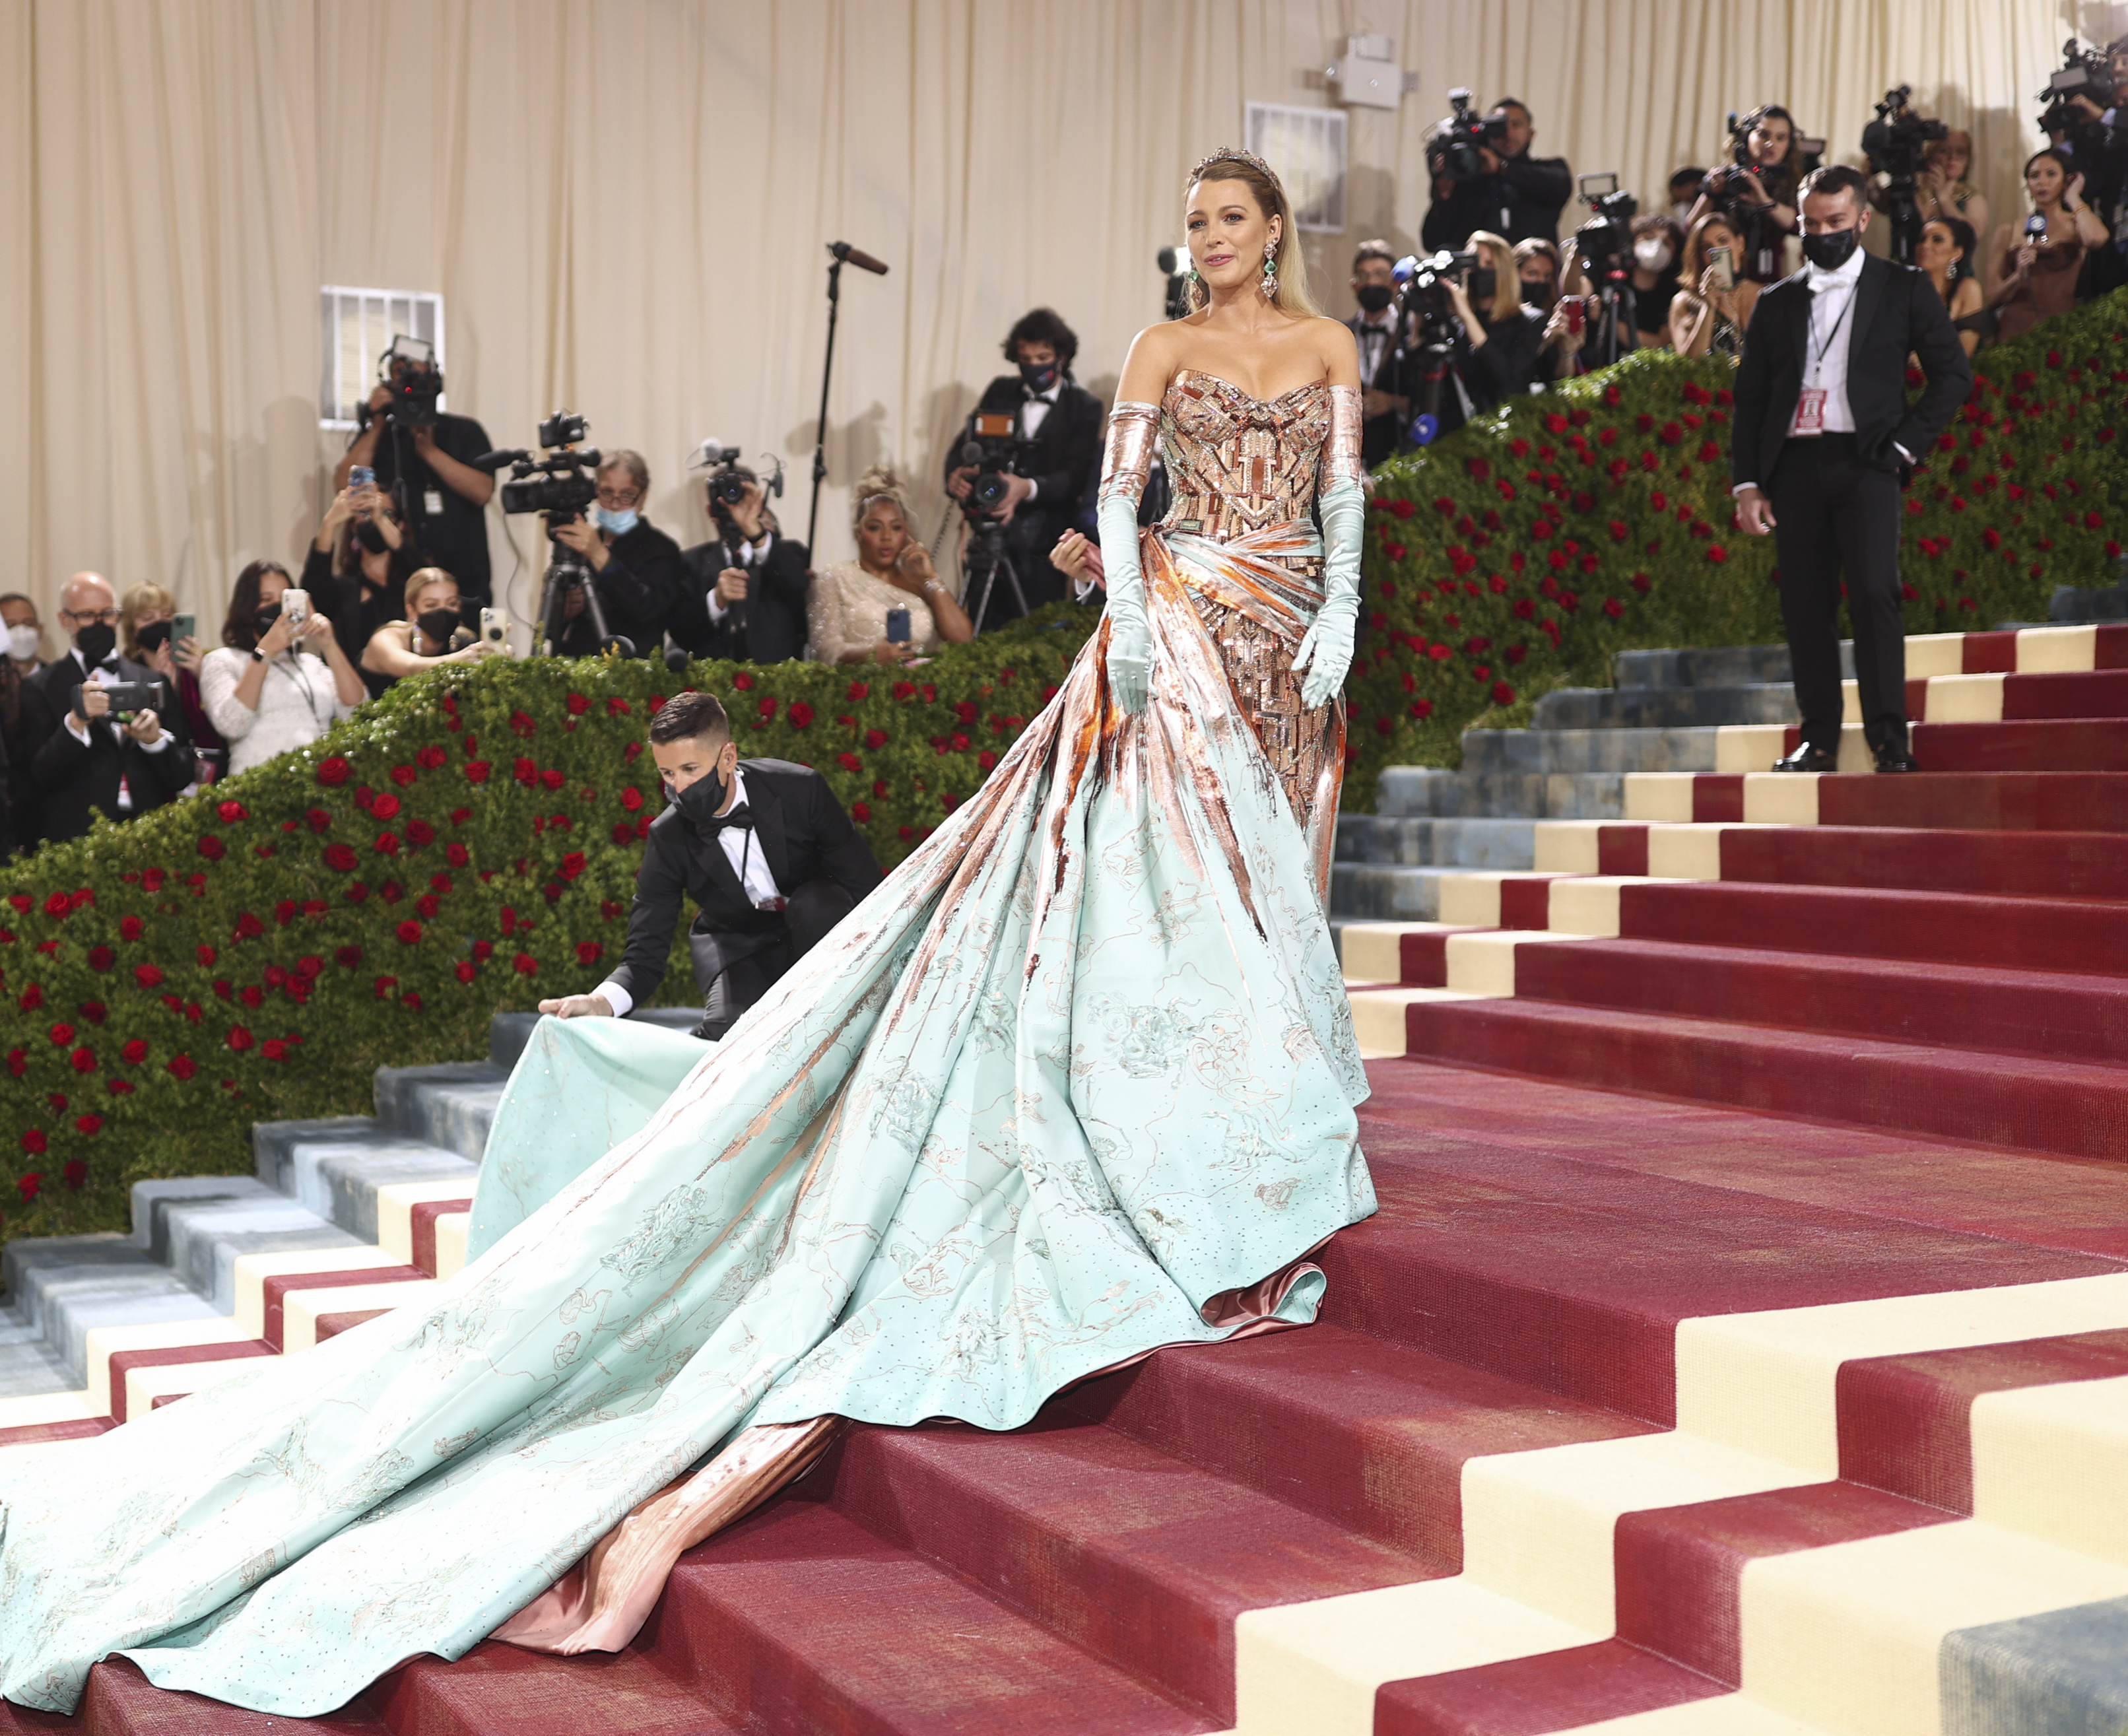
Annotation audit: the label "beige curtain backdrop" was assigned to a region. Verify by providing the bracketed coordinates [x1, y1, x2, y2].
[0, 0, 2097, 637]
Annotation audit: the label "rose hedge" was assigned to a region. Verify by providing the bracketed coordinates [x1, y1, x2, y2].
[1341, 290, 2128, 811]
[5, 296, 2124, 1248]
[0, 608, 1095, 1245]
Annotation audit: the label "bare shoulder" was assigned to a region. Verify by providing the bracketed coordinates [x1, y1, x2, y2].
[1117, 323, 1189, 401]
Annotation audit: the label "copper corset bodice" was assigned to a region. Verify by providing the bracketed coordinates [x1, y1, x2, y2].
[1158, 370, 1333, 543]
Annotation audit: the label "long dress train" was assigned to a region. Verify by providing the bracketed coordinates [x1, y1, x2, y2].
[0, 373, 1374, 1717]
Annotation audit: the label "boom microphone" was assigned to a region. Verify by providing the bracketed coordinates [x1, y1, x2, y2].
[828, 241, 890, 275]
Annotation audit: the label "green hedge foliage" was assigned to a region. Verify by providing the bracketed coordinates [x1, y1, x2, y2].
[4, 294, 2125, 1245]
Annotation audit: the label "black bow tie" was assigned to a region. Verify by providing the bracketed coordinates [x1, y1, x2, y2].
[702, 803, 752, 834]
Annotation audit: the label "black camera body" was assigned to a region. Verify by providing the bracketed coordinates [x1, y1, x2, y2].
[1426, 88, 1508, 184]
[496, 411, 601, 520]
[2040, 40, 2117, 135]
[1397, 248, 1482, 317]
[1862, 85, 1948, 182]
[958, 411, 1029, 519]
[1574, 185, 1640, 277]
[380, 366, 442, 430]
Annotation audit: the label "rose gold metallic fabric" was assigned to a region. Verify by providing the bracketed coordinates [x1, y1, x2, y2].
[1101, 400, 1160, 503]
[1321, 383, 1366, 490]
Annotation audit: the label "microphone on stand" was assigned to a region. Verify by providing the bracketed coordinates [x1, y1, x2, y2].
[828, 241, 890, 275]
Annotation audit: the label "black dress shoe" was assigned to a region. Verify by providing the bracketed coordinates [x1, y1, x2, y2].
[1873, 746, 1919, 774]
[1772, 743, 1838, 773]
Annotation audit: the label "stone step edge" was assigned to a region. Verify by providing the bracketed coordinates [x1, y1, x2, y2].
[1235, 1271, 2128, 1736]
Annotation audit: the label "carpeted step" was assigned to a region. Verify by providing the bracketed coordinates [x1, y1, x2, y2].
[1622, 768, 2128, 830]
[1502, 938, 2128, 1065]
[370, 1642, 741, 1736]
[821, 1415, 1426, 1722]
[1395, 995, 2128, 1160]
[70, 1655, 393, 1733]
[648, 1496, 1221, 1735]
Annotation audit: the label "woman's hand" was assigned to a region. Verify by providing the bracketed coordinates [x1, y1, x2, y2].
[892, 542, 937, 591]
[141, 641, 176, 680]
[1051, 530, 1104, 585]
[2014, 244, 2038, 275]
[448, 640, 499, 665]
[869, 639, 915, 665]
[173, 634, 207, 676]
[2067, 172, 2089, 209]
[1541, 298, 1583, 354]
[301, 611, 337, 649]
[257, 610, 299, 659]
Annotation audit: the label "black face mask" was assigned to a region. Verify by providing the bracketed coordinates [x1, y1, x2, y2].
[669, 767, 728, 827]
[1466, 268, 1498, 304]
[355, 518, 391, 554]
[1801, 227, 1860, 271]
[253, 604, 282, 642]
[1018, 360, 1059, 393]
[1354, 283, 1394, 313]
[135, 619, 173, 653]
[416, 608, 460, 648]
[73, 621, 116, 666]
[1521, 279, 1556, 309]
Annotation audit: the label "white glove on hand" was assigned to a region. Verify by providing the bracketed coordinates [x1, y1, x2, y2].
[1096, 492, 1151, 714]
[1293, 477, 1365, 710]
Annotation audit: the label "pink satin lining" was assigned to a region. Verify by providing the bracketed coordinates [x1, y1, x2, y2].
[489, 1252, 1324, 1656]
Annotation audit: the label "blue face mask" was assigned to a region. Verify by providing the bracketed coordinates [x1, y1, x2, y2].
[593, 506, 640, 535]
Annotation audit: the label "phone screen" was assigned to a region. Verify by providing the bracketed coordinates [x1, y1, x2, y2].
[885, 607, 912, 645]
[349, 465, 375, 490]
[1708, 246, 1735, 288]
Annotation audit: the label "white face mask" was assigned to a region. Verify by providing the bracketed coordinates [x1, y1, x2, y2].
[1635, 238, 1675, 271]
[6, 624, 38, 661]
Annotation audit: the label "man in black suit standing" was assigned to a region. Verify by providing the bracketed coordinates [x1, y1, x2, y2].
[945, 308, 1103, 632]
[673, 466, 811, 664]
[24, 571, 193, 845]
[1347, 240, 1411, 469]
[539, 690, 880, 1040]
[1733, 163, 1972, 774]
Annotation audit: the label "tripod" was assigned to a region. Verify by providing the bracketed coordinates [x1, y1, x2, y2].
[1585, 271, 1640, 370]
[964, 515, 1032, 633]
[1880, 171, 1923, 264]
[537, 539, 632, 657]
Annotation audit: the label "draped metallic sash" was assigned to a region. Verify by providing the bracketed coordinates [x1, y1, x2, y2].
[1150, 518, 1325, 646]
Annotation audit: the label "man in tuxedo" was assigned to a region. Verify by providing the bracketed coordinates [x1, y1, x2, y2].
[945, 308, 1103, 632]
[539, 690, 880, 1040]
[672, 467, 811, 663]
[24, 571, 193, 845]
[1733, 163, 1972, 774]
[1347, 240, 1411, 469]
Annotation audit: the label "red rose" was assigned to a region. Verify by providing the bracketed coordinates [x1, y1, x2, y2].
[647, 693, 666, 714]
[454, 960, 477, 984]
[216, 799, 248, 824]
[389, 764, 416, 787]
[18, 985, 42, 1011]
[84, 945, 114, 973]
[417, 745, 448, 769]
[416, 894, 440, 918]
[892, 681, 916, 701]
[372, 976, 398, 998]
[69, 1046, 94, 1073]
[63, 1158, 87, 1187]
[731, 673, 754, 690]
[17, 1162, 41, 1187]
[611, 822, 636, 845]
[316, 756, 351, 786]
[261, 1040, 286, 1061]
[167, 1053, 197, 1079]
[758, 696, 779, 719]
[405, 819, 435, 846]
[789, 700, 815, 728]
[575, 941, 603, 966]
[397, 919, 424, 945]
[846, 681, 870, 700]
[510, 708, 538, 737]
[852, 801, 872, 822]
[234, 911, 265, 939]
[566, 692, 591, 716]
[865, 728, 888, 750]
[121, 1038, 147, 1064]
[197, 836, 226, 861]
[837, 753, 862, 773]
[374, 832, 401, 856]
[560, 851, 586, 880]
[473, 939, 495, 960]
[1491, 681, 1517, 704]
[1705, 545, 1729, 564]
[513, 952, 538, 974]
[119, 915, 145, 941]
[74, 1114, 102, 1136]
[465, 760, 491, 784]
[48, 1022, 73, 1047]
[619, 786, 644, 812]
[335, 945, 364, 968]
[323, 844, 359, 873]
[370, 792, 401, 820]
[607, 696, 633, 716]
[226, 1026, 254, 1052]
[1411, 699, 1434, 718]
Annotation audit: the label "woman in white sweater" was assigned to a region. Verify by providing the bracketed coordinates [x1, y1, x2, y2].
[198, 560, 366, 776]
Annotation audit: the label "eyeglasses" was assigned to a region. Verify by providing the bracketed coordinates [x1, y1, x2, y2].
[595, 487, 644, 508]
[59, 607, 119, 626]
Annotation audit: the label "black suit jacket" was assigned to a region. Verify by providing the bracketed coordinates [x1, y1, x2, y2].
[1347, 315, 1410, 469]
[953, 376, 1104, 547]
[672, 534, 812, 664]
[607, 758, 881, 1007]
[1732, 253, 1973, 487]
[25, 654, 194, 844]
[591, 519, 687, 658]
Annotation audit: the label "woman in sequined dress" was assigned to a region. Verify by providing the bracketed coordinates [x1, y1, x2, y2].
[0, 149, 1374, 1718]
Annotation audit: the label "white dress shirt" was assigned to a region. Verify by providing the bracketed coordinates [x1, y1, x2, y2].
[705, 532, 777, 624]
[1016, 382, 1063, 499]
[1794, 243, 1867, 435]
[595, 768, 776, 1017]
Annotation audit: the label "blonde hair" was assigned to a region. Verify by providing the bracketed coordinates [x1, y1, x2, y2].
[119, 581, 178, 662]
[850, 465, 914, 534]
[1467, 231, 1522, 324]
[1184, 150, 1322, 317]
[403, 566, 459, 616]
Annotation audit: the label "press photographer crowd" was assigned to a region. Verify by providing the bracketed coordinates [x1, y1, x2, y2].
[0, 50, 2119, 865]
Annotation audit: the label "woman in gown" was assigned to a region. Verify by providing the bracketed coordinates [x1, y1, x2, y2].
[0, 148, 1372, 1718]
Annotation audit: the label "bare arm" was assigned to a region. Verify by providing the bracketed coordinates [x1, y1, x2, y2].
[362, 622, 493, 679]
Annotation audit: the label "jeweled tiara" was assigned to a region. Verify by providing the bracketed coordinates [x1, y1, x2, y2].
[1190, 147, 1279, 184]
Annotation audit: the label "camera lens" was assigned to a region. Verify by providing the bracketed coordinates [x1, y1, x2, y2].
[971, 473, 1012, 512]
[712, 474, 748, 506]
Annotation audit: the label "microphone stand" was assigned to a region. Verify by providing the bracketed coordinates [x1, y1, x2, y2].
[805, 253, 846, 555]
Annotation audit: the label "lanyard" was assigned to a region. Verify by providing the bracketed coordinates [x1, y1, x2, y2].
[1807, 284, 1853, 385]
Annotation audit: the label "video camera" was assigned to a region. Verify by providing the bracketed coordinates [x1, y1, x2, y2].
[1570, 173, 1639, 276]
[484, 412, 602, 521]
[1393, 248, 1482, 319]
[1862, 85, 1947, 181]
[367, 336, 444, 431]
[1426, 88, 1509, 184]
[956, 411, 1030, 519]
[2040, 38, 2118, 136]
[690, 440, 786, 513]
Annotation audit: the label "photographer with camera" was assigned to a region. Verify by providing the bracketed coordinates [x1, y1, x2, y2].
[362, 569, 500, 685]
[302, 477, 434, 700]
[332, 339, 494, 620]
[540, 690, 881, 1042]
[198, 560, 364, 777]
[944, 308, 1102, 632]
[21, 572, 193, 845]
[1685, 105, 1805, 284]
[675, 457, 811, 665]
[547, 451, 686, 660]
[1421, 94, 1572, 251]
[1432, 231, 1546, 437]
[1348, 241, 1411, 467]
[810, 467, 972, 665]
[2040, 37, 2128, 294]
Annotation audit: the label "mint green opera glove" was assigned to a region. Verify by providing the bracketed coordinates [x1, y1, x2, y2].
[1294, 385, 1368, 710]
[1096, 401, 1160, 715]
